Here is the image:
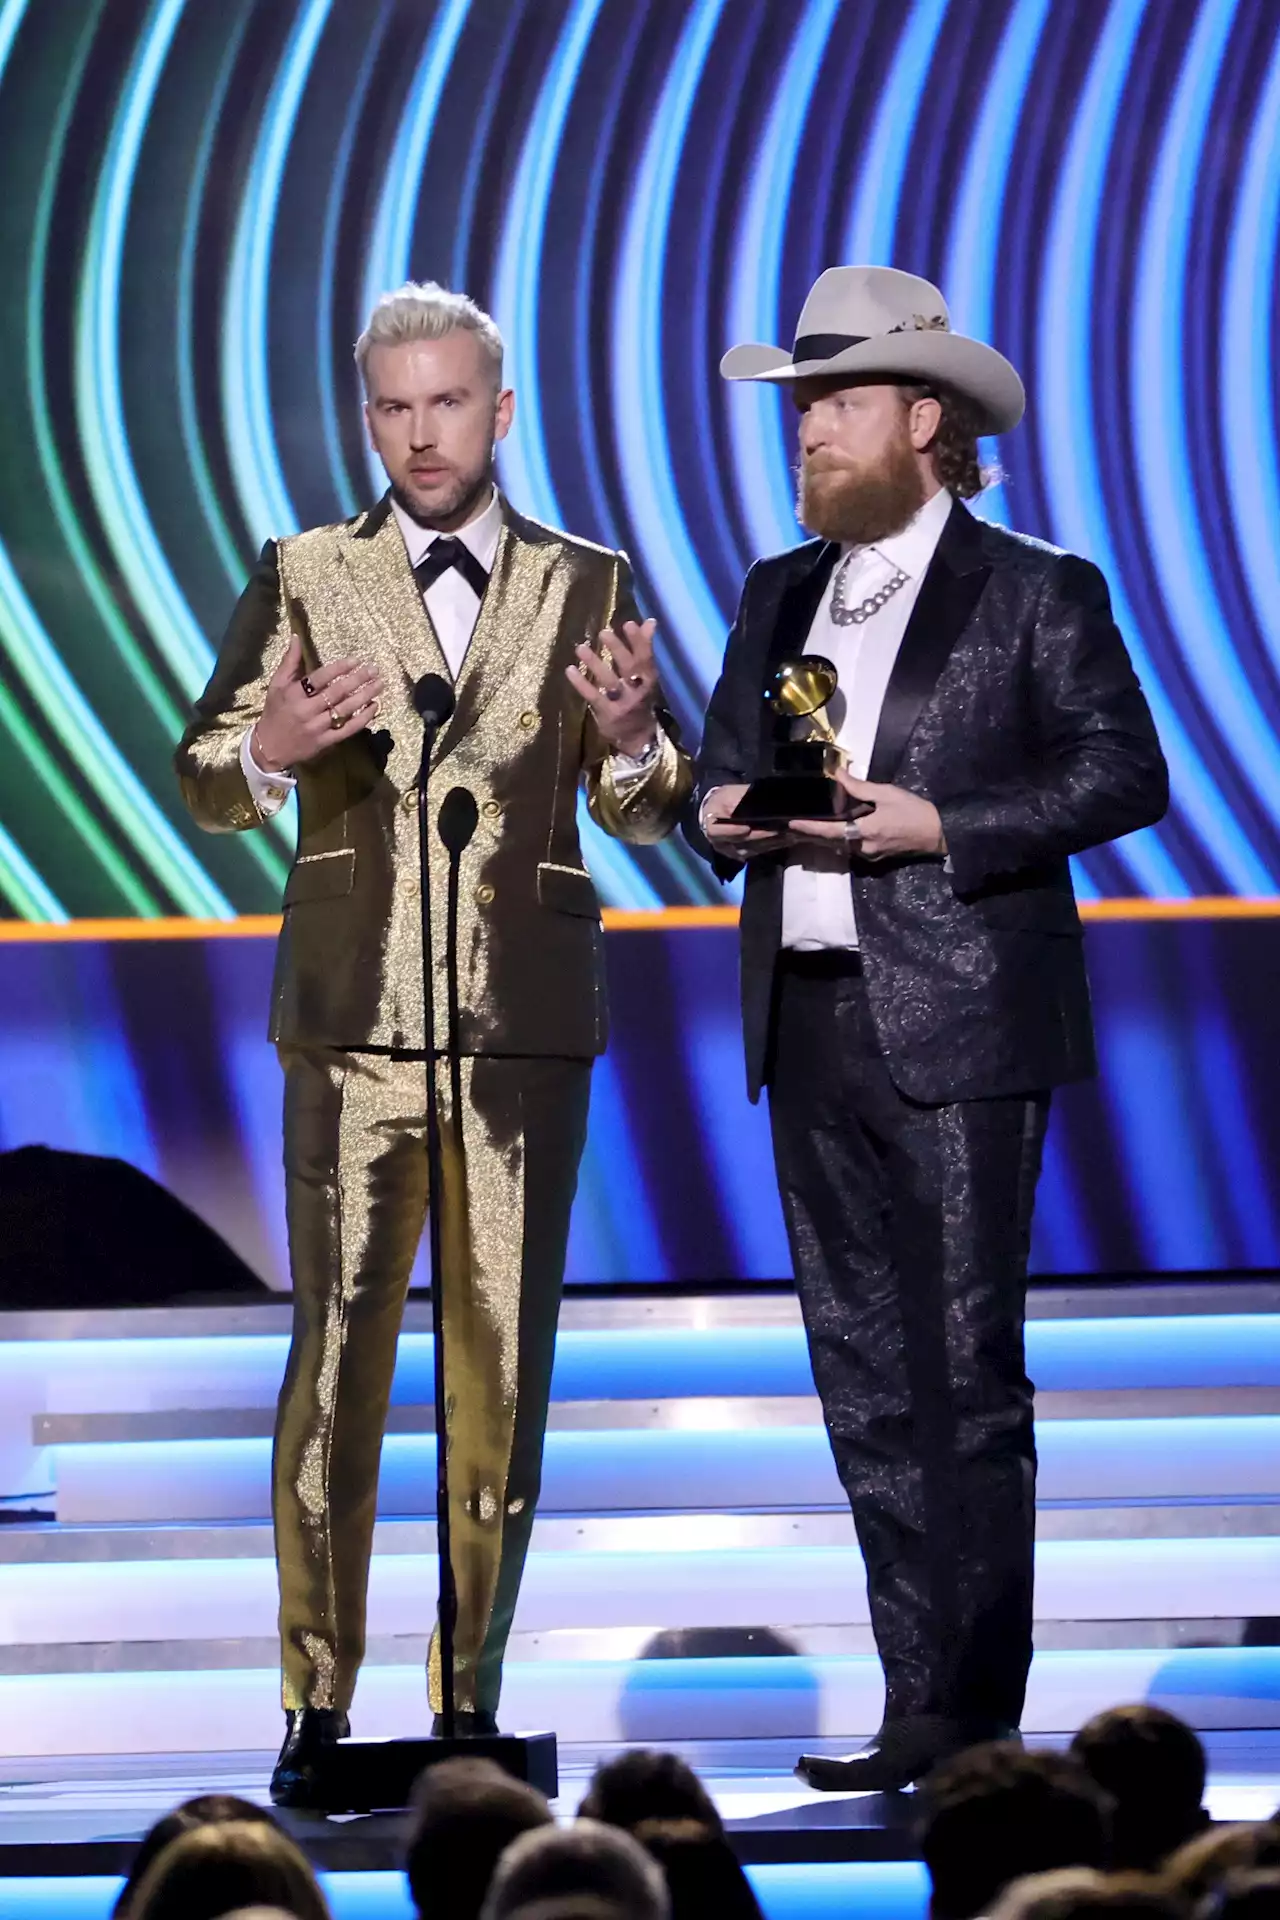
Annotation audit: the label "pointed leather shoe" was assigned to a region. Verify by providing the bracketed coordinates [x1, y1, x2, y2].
[431, 1708, 500, 1737]
[269, 1707, 351, 1808]
[796, 1717, 1017, 1793]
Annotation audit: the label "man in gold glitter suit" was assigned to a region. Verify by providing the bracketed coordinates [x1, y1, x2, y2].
[175, 283, 691, 1806]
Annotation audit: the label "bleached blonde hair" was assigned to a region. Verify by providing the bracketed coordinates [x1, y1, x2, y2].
[355, 281, 504, 391]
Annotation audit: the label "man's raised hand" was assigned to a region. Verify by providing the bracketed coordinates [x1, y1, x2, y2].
[252, 636, 385, 772]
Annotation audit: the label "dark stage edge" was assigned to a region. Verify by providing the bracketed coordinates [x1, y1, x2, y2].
[1, 1735, 1278, 1874]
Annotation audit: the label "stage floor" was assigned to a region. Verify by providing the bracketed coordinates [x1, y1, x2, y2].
[1, 1732, 1277, 1876]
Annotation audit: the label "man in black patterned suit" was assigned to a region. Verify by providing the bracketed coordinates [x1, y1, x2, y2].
[691, 267, 1168, 1790]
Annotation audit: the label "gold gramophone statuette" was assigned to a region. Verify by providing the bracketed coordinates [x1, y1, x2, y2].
[730, 655, 872, 828]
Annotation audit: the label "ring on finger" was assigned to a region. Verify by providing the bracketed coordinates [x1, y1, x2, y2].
[627, 674, 645, 688]
[329, 708, 344, 731]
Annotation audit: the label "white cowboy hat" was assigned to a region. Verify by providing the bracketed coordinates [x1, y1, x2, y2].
[721, 265, 1025, 435]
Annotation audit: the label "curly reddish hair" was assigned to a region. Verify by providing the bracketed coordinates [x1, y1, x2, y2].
[898, 382, 996, 499]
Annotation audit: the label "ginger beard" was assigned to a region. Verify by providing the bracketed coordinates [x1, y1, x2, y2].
[797, 417, 928, 547]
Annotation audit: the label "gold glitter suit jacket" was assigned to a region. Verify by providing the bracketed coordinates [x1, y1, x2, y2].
[176, 493, 692, 1048]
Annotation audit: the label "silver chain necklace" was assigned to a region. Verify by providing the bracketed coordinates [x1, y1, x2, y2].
[831, 557, 908, 627]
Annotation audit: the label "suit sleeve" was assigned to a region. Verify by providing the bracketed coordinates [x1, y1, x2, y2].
[174, 542, 290, 833]
[684, 563, 762, 882]
[584, 553, 694, 845]
[937, 554, 1170, 894]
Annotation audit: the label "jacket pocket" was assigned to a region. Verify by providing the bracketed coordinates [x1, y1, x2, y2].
[537, 861, 600, 919]
[284, 848, 355, 906]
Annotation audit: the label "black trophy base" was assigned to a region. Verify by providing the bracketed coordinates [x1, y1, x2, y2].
[312, 1731, 558, 1813]
[730, 774, 872, 831]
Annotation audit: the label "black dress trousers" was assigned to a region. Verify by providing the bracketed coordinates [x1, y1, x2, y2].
[768, 952, 1050, 1730]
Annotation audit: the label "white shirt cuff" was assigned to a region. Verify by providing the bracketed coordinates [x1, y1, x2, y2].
[240, 727, 296, 818]
[698, 784, 727, 830]
[609, 738, 661, 788]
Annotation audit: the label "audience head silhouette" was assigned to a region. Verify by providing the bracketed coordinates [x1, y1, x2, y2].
[404, 1756, 553, 1920]
[920, 1743, 1112, 1920]
[1071, 1704, 1210, 1869]
[578, 1750, 722, 1835]
[126, 1819, 330, 1920]
[113, 1796, 282, 1918]
[480, 1819, 670, 1920]
[1165, 1825, 1280, 1906]
[987, 1866, 1187, 1918]
[630, 1817, 762, 1919]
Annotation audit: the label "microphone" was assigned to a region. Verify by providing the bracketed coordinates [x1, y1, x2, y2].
[412, 673, 455, 729]
[438, 787, 479, 856]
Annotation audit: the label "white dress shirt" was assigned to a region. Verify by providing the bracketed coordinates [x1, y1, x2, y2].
[780, 485, 953, 950]
[241, 489, 651, 811]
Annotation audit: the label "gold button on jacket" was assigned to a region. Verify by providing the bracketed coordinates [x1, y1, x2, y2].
[175, 494, 693, 1058]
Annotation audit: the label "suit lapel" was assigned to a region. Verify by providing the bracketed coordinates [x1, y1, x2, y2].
[434, 502, 559, 763]
[866, 499, 991, 785]
[767, 540, 840, 670]
[338, 493, 452, 686]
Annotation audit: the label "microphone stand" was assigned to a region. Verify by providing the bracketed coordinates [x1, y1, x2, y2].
[314, 682, 557, 1812]
[419, 739, 458, 1739]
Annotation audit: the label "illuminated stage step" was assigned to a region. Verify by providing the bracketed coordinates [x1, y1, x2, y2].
[1, 1537, 1276, 1660]
[39, 1416, 1280, 1523]
[1, 1647, 1277, 1758]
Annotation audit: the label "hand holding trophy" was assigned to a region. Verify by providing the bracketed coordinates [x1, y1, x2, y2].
[729, 655, 875, 829]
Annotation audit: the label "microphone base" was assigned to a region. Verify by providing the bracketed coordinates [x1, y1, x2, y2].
[310, 1730, 558, 1812]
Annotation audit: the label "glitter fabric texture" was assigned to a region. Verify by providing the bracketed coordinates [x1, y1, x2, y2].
[275, 1044, 590, 1715]
[179, 493, 687, 1719]
[769, 958, 1049, 1728]
[694, 501, 1168, 1103]
[176, 496, 693, 1056]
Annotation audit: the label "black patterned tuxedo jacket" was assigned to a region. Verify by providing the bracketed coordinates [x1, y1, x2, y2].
[693, 499, 1169, 1105]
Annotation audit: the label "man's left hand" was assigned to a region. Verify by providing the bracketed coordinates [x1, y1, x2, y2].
[566, 619, 660, 760]
[789, 768, 947, 861]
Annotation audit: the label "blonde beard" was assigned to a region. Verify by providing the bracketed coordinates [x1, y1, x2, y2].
[798, 439, 927, 546]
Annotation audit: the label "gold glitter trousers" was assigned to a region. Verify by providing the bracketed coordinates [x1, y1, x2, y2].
[274, 1044, 591, 1717]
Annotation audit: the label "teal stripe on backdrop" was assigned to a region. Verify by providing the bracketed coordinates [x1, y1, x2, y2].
[0, 1, 1277, 914]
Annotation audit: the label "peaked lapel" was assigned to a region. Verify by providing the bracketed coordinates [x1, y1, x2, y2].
[337, 493, 452, 687]
[766, 540, 840, 670]
[434, 500, 560, 764]
[866, 499, 991, 785]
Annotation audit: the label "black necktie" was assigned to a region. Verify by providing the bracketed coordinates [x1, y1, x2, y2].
[412, 536, 490, 601]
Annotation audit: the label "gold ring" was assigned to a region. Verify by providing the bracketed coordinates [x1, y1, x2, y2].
[329, 709, 344, 731]
[627, 674, 644, 688]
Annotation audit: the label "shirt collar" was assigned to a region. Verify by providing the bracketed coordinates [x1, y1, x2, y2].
[390, 488, 504, 573]
[841, 486, 953, 580]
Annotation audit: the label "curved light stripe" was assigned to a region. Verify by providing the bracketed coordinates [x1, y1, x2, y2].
[19, 13, 235, 913]
[489, 0, 666, 911]
[359, 0, 471, 499]
[941, 0, 1052, 530]
[177, 0, 257, 592]
[1130, 0, 1280, 851]
[0, 0, 28, 80]
[316, 9, 390, 521]
[0, 823, 66, 922]
[1036, 0, 1251, 895]
[724, 0, 844, 561]
[493, 0, 607, 531]
[842, 0, 951, 263]
[76, 0, 221, 699]
[1220, 29, 1280, 679]
[223, 0, 332, 547]
[29, 0, 188, 746]
[0, 537, 238, 913]
[611, 0, 730, 701]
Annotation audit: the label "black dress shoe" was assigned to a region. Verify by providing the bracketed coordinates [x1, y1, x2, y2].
[269, 1707, 350, 1808]
[796, 1717, 1019, 1793]
[431, 1708, 500, 1737]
